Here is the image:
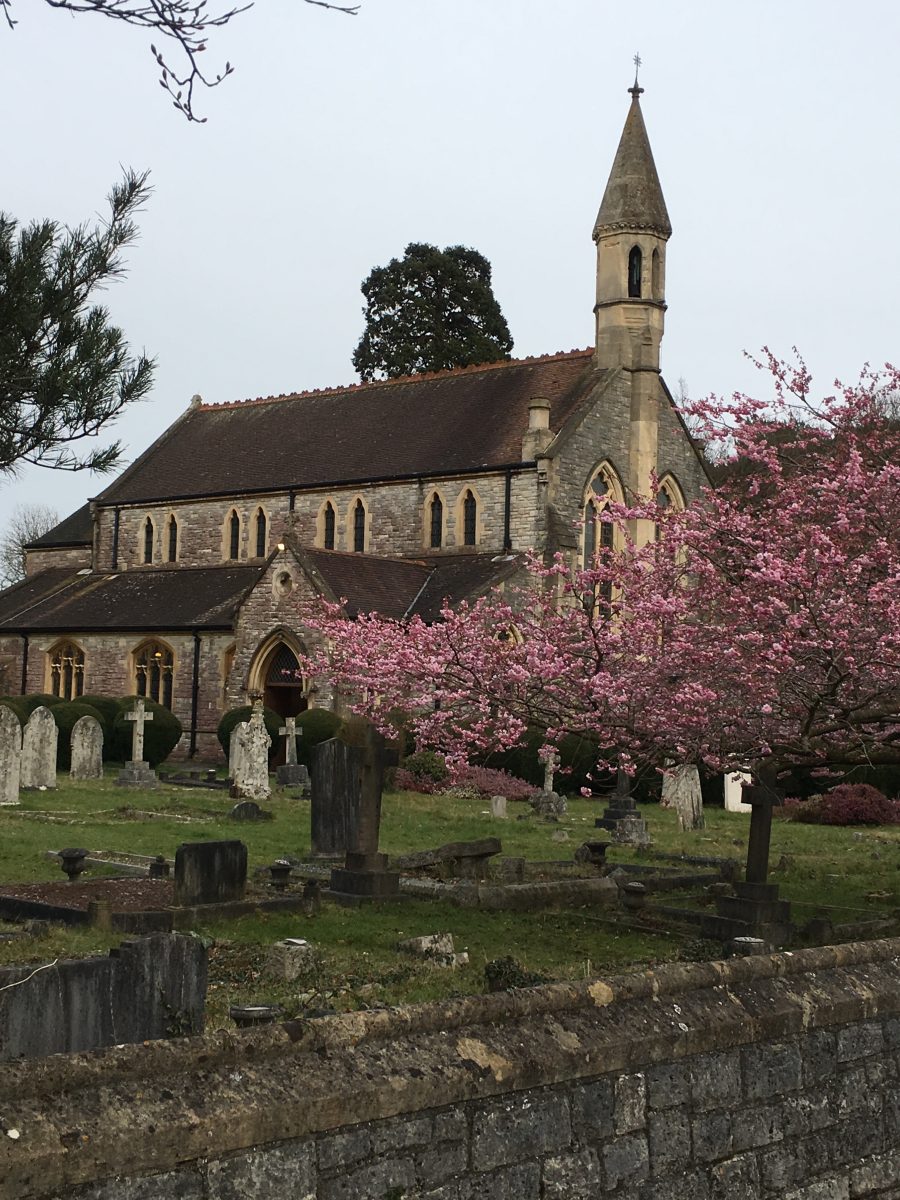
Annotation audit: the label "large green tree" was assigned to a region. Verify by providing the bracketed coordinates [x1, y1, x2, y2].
[352, 242, 514, 382]
[0, 169, 154, 477]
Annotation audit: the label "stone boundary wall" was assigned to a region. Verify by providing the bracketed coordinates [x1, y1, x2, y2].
[2, 939, 900, 1199]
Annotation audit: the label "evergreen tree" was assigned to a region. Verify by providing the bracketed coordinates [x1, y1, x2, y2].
[0, 170, 154, 477]
[352, 242, 513, 382]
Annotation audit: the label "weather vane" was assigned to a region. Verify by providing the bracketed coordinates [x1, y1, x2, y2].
[630, 52, 644, 97]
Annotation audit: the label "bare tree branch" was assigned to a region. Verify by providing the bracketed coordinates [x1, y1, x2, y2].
[2, 0, 360, 122]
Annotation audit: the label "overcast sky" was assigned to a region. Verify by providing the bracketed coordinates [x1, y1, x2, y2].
[2, 0, 898, 535]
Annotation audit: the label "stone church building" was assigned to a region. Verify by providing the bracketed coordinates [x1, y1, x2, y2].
[0, 83, 708, 758]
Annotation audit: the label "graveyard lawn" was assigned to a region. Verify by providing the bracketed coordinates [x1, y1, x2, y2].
[0, 776, 898, 1024]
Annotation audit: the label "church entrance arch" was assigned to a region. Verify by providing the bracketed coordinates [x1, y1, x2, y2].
[247, 635, 308, 761]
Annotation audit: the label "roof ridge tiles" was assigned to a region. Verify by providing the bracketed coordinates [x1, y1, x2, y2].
[199, 348, 594, 411]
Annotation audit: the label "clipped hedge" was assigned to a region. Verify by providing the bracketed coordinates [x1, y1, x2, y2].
[78, 695, 125, 756]
[216, 705, 282, 762]
[296, 707, 344, 766]
[51, 701, 105, 771]
[18, 693, 65, 717]
[112, 696, 183, 766]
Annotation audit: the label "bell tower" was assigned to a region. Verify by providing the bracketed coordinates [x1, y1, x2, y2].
[594, 67, 672, 541]
[593, 71, 671, 372]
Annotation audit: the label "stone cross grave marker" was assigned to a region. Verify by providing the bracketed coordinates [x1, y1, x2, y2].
[595, 764, 650, 846]
[230, 701, 271, 801]
[329, 722, 400, 902]
[276, 715, 309, 789]
[126, 698, 153, 763]
[540, 748, 560, 794]
[21, 706, 58, 790]
[0, 705, 22, 805]
[742, 766, 786, 887]
[174, 840, 248, 907]
[70, 715, 103, 781]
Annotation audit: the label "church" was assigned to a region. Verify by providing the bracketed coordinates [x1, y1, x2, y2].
[0, 82, 708, 759]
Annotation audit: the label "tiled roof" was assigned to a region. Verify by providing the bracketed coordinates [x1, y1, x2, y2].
[301, 548, 522, 623]
[0, 566, 262, 633]
[96, 351, 603, 505]
[26, 503, 93, 548]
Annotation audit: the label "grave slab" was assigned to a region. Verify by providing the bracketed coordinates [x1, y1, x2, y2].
[173, 840, 248, 907]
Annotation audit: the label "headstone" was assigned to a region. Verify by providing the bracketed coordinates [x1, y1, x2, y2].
[279, 715, 300, 764]
[230, 702, 271, 801]
[540, 748, 561, 794]
[397, 932, 468, 968]
[328, 722, 400, 902]
[21, 706, 58, 790]
[490, 794, 507, 819]
[595, 766, 650, 847]
[724, 770, 753, 813]
[115, 698, 158, 788]
[229, 799, 272, 821]
[228, 721, 248, 780]
[265, 938, 318, 982]
[69, 715, 103, 780]
[530, 789, 567, 818]
[277, 762, 310, 790]
[310, 736, 363, 856]
[0, 705, 22, 805]
[173, 840, 248, 906]
[661, 762, 704, 830]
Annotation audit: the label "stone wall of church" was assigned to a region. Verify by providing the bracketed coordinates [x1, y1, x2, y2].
[655, 384, 710, 499]
[24, 545, 92, 577]
[92, 468, 543, 571]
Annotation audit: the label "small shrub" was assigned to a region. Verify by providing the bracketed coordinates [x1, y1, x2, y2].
[50, 701, 104, 770]
[452, 764, 535, 801]
[786, 783, 900, 826]
[400, 750, 449, 786]
[113, 697, 183, 766]
[296, 708, 344, 766]
[393, 766, 439, 795]
[216, 705, 282, 762]
[18, 693, 66, 716]
[484, 956, 550, 992]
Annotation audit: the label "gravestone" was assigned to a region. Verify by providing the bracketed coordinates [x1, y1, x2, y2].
[173, 840, 248, 906]
[228, 721, 247, 781]
[115, 698, 158, 788]
[490, 794, 507, 819]
[724, 770, 752, 813]
[595, 766, 650, 847]
[276, 716, 308, 788]
[0, 705, 22, 805]
[229, 799, 272, 822]
[660, 762, 704, 831]
[70, 715, 104, 780]
[329, 722, 400, 902]
[230, 702, 271, 801]
[310, 736, 363, 856]
[21, 705, 58, 790]
[540, 748, 561, 794]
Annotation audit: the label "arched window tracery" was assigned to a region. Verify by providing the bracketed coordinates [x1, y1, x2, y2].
[49, 641, 85, 700]
[134, 640, 174, 709]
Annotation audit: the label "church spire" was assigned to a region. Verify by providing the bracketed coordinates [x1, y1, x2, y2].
[593, 75, 671, 240]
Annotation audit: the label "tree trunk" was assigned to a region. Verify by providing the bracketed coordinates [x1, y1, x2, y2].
[661, 763, 705, 831]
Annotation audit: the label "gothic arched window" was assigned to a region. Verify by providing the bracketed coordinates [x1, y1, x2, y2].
[143, 517, 154, 564]
[49, 641, 84, 700]
[167, 515, 178, 563]
[323, 502, 336, 550]
[353, 499, 366, 552]
[228, 510, 240, 560]
[628, 245, 642, 298]
[255, 508, 267, 558]
[429, 493, 443, 548]
[134, 640, 174, 709]
[463, 490, 477, 546]
[655, 476, 685, 541]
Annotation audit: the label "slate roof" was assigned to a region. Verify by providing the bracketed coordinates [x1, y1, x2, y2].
[26, 503, 93, 548]
[301, 549, 521, 622]
[95, 351, 603, 505]
[0, 566, 262, 633]
[594, 90, 671, 238]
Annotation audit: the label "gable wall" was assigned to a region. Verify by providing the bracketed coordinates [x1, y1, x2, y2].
[94, 469, 543, 570]
[24, 546, 92, 577]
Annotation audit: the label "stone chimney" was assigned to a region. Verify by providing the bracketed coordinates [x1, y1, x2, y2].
[522, 397, 554, 461]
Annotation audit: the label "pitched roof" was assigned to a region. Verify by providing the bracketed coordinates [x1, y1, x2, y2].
[594, 90, 671, 238]
[95, 351, 603, 505]
[300, 548, 523, 623]
[0, 566, 262, 633]
[25, 503, 93, 548]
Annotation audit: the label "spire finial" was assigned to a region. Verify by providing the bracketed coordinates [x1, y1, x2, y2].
[629, 52, 644, 98]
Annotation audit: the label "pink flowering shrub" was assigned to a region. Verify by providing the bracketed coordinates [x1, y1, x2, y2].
[450, 765, 535, 800]
[393, 767, 440, 795]
[787, 783, 900, 826]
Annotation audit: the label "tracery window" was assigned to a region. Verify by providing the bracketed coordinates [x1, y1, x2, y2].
[134, 640, 174, 709]
[49, 641, 84, 700]
[463, 490, 477, 546]
[582, 465, 623, 613]
[167, 515, 178, 563]
[655, 476, 685, 541]
[143, 517, 154, 564]
[323, 502, 336, 550]
[353, 499, 366, 553]
[429, 493, 443, 548]
[255, 508, 267, 558]
[628, 245, 642, 298]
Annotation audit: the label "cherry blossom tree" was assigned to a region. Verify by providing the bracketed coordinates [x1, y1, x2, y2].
[301, 352, 900, 792]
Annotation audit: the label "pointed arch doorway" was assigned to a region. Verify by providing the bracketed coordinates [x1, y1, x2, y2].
[248, 636, 309, 764]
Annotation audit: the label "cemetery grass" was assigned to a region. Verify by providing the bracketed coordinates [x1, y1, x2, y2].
[0, 776, 898, 1027]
